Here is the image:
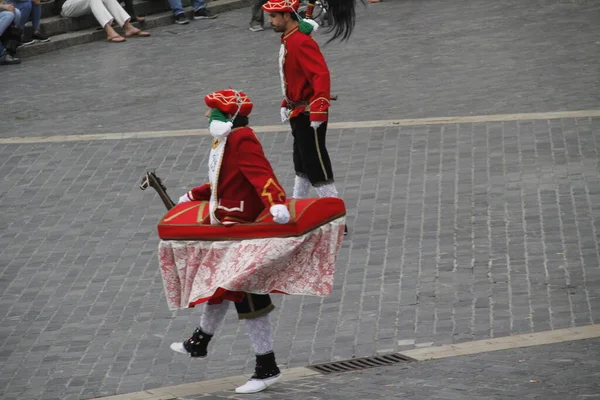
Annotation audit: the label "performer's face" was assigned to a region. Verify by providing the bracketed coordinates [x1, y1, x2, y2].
[269, 12, 288, 32]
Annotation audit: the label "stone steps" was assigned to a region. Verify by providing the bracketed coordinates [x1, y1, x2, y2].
[29, 0, 172, 37]
[16, 0, 251, 58]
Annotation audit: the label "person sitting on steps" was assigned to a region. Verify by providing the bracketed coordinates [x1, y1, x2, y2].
[5, 0, 50, 45]
[167, 0, 217, 25]
[60, 0, 150, 42]
[0, 1, 20, 64]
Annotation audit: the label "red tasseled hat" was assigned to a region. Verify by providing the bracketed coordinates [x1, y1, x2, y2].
[204, 89, 253, 117]
[261, 0, 299, 13]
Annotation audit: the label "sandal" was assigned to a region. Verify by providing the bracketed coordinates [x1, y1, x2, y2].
[125, 30, 151, 37]
[130, 16, 145, 23]
[107, 35, 126, 42]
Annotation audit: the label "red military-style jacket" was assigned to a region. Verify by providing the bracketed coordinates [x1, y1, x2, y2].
[186, 126, 286, 225]
[280, 26, 331, 122]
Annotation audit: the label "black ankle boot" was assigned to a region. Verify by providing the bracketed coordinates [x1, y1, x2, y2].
[252, 351, 281, 380]
[235, 351, 282, 393]
[183, 327, 213, 357]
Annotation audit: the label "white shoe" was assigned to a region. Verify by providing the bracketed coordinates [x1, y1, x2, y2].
[170, 342, 188, 355]
[235, 374, 281, 394]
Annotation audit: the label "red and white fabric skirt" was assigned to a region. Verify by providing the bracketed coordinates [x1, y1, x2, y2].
[156, 198, 346, 310]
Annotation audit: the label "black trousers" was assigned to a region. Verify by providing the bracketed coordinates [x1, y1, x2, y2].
[234, 293, 274, 319]
[121, 0, 139, 19]
[0, 25, 22, 57]
[290, 112, 334, 186]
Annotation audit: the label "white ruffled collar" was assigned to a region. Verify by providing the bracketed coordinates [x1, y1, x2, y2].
[209, 120, 234, 140]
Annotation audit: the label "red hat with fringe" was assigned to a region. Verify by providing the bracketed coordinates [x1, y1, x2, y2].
[204, 89, 253, 117]
[261, 0, 299, 13]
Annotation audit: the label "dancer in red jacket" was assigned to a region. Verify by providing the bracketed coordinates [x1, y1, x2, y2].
[171, 89, 289, 394]
[262, 0, 348, 234]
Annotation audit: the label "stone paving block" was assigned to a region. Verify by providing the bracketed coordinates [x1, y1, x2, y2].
[187, 338, 600, 400]
[0, 0, 599, 137]
[0, 2, 599, 400]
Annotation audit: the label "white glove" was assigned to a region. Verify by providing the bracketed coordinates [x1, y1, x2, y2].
[310, 121, 323, 129]
[280, 107, 289, 123]
[178, 192, 192, 204]
[270, 204, 290, 224]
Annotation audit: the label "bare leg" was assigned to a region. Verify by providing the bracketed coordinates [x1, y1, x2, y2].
[123, 20, 150, 37]
[103, 21, 125, 41]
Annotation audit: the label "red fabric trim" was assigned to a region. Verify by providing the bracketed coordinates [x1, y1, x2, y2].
[188, 288, 288, 307]
[310, 112, 328, 122]
[158, 198, 346, 241]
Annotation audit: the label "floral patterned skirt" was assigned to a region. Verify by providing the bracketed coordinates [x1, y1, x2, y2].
[157, 216, 345, 310]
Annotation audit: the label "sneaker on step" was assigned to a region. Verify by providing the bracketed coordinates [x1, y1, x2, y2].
[193, 7, 217, 19]
[20, 37, 35, 46]
[32, 32, 51, 43]
[174, 14, 189, 24]
[0, 53, 21, 65]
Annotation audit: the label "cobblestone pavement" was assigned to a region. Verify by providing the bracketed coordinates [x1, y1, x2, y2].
[1, 0, 600, 399]
[189, 338, 600, 400]
[1, 117, 599, 399]
[0, 0, 599, 137]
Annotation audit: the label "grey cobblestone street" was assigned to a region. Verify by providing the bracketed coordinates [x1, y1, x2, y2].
[190, 338, 600, 400]
[1, 0, 599, 138]
[1, 0, 600, 399]
[1, 118, 599, 399]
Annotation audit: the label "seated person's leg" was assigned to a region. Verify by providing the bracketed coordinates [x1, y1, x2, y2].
[61, 0, 93, 18]
[101, 0, 149, 37]
[67, 0, 123, 41]
[89, 0, 115, 27]
[0, 11, 15, 46]
[30, 0, 49, 42]
[0, 11, 15, 37]
[99, 0, 128, 27]
[0, 10, 20, 64]
[166, 0, 188, 24]
[191, 0, 216, 19]
[13, 7, 21, 26]
[6, 0, 31, 29]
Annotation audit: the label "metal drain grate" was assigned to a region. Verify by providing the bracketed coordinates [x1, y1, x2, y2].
[307, 353, 415, 374]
